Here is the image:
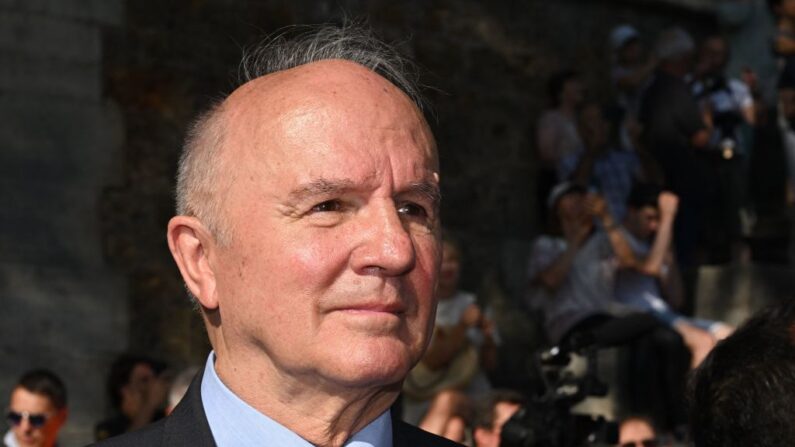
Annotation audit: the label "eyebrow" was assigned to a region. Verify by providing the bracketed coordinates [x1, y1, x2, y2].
[403, 181, 442, 206]
[287, 179, 358, 202]
[286, 178, 441, 205]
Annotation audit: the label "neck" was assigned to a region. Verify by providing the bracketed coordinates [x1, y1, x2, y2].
[213, 344, 397, 447]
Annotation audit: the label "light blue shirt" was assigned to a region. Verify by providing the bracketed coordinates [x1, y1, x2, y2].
[200, 353, 393, 447]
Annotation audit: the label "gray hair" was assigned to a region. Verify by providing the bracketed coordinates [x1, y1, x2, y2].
[654, 27, 695, 61]
[175, 23, 426, 245]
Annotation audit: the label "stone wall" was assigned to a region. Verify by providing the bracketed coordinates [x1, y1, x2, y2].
[0, 1, 126, 445]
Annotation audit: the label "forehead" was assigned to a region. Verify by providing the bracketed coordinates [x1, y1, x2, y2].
[9, 387, 55, 413]
[220, 59, 436, 173]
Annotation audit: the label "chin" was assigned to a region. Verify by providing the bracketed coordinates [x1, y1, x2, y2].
[332, 339, 418, 387]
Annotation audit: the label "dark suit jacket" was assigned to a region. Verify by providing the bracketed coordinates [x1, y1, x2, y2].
[91, 368, 461, 447]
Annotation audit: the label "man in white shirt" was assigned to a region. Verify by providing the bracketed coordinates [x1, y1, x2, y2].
[4, 370, 67, 447]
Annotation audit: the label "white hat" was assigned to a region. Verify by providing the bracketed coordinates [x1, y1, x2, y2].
[610, 24, 640, 52]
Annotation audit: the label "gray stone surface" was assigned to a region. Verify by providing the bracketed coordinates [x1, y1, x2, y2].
[0, 0, 123, 25]
[0, 1, 124, 446]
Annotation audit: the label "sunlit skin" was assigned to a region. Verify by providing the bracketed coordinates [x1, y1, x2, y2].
[8, 388, 66, 447]
[167, 59, 441, 446]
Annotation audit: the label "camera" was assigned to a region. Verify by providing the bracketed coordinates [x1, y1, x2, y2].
[500, 345, 618, 447]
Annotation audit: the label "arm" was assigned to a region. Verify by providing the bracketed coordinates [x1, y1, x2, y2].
[659, 251, 685, 311]
[637, 192, 678, 276]
[422, 304, 481, 370]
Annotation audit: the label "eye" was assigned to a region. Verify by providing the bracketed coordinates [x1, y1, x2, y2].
[397, 202, 428, 218]
[310, 200, 343, 213]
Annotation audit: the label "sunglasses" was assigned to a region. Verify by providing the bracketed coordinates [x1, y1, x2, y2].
[619, 440, 658, 447]
[6, 411, 48, 428]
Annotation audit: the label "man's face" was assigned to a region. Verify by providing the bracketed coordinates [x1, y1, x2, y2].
[7, 387, 65, 447]
[627, 206, 659, 240]
[120, 362, 156, 417]
[210, 60, 441, 391]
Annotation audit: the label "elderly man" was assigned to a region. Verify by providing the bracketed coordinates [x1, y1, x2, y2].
[95, 25, 457, 447]
[4, 370, 67, 447]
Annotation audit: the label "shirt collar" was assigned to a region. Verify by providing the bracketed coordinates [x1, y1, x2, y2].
[4, 430, 19, 447]
[200, 352, 392, 447]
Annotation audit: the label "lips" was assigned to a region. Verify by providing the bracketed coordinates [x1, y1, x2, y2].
[335, 301, 407, 314]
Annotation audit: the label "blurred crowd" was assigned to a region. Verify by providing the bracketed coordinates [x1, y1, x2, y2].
[7, 3, 795, 447]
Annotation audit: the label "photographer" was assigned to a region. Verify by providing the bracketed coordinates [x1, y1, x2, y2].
[527, 183, 691, 433]
[691, 34, 755, 263]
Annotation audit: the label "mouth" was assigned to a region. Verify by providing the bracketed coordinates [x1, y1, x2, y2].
[336, 302, 406, 315]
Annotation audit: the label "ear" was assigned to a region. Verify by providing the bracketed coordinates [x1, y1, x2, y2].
[167, 216, 219, 309]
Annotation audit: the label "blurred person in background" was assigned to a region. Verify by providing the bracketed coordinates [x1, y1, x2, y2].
[535, 70, 586, 224]
[403, 234, 499, 443]
[639, 27, 710, 316]
[610, 24, 656, 118]
[527, 183, 692, 432]
[4, 370, 67, 447]
[94, 355, 167, 441]
[559, 102, 642, 221]
[616, 184, 733, 369]
[691, 34, 755, 263]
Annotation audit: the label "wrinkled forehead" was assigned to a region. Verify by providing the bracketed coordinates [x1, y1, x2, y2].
[219, 59, 437, 167]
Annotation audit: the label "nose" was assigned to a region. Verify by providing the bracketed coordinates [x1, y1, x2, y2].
[351, 200, 416, 276]
[19, 417, 32, 433]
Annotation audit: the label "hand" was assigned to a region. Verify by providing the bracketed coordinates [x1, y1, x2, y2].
[658, 192, 679, 218]
[461, 304, 483, 328]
